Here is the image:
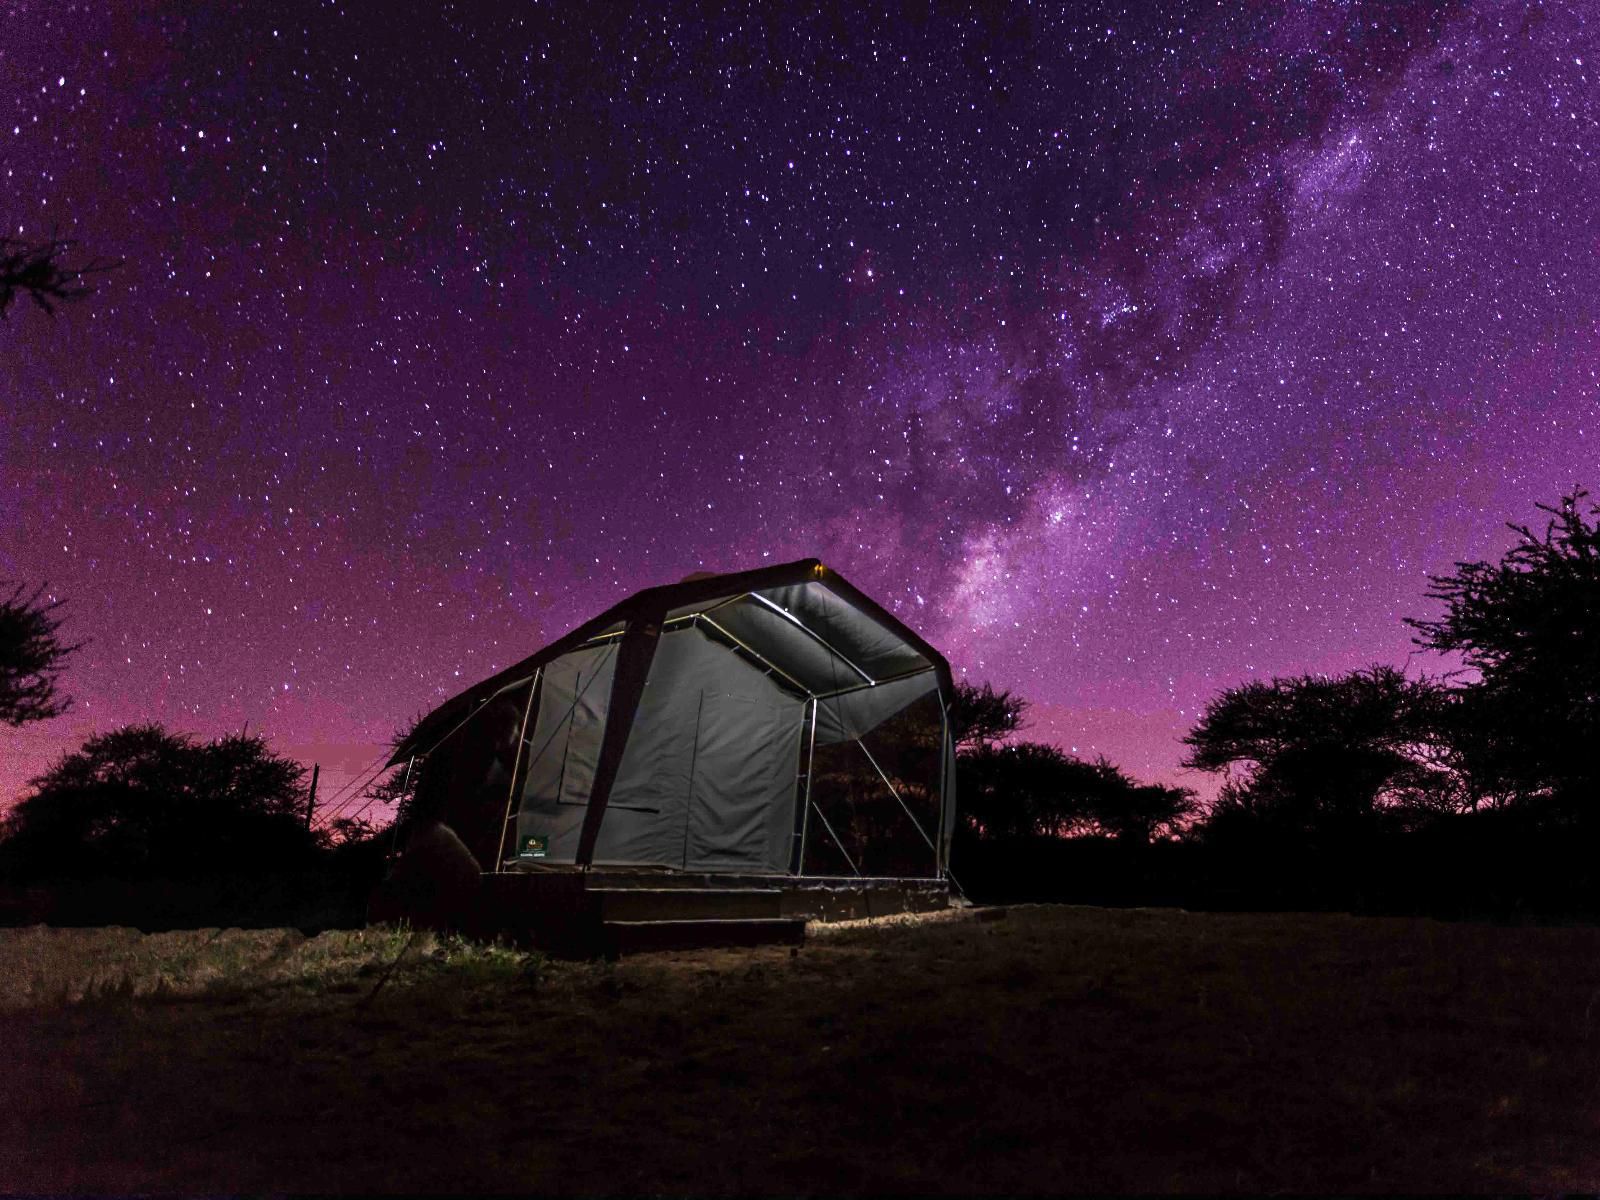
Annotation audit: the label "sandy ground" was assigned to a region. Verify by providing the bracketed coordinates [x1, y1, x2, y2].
[5, 904, 1600, 1193]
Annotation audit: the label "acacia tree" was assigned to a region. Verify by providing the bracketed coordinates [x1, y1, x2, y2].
[1407, 489, 1600, 818]
[0, 724, 314, 879]
[949, 680, 1029, 751]
[1089, 780, 1200, 845]
[1183, 665, 1459, 839]
[0, 583, 81, 727]
[947, 681, 1195, 843]
[346, 760, 419, 841]
[958, 742, 1101, 839]
[958, 742, 1196, 843]
[0, 235, 117, 318]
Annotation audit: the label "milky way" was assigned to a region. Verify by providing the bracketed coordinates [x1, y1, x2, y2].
[3, 3, 1598, 808]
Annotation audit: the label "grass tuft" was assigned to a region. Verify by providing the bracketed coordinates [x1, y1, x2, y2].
[0, 922, 544, 1010]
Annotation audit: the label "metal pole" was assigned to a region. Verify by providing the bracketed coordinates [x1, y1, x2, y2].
[385, 754, 416, 862]
[795, 696, 818, 875]
[494, 669, 541, 870]
[936, 684, 950, 878]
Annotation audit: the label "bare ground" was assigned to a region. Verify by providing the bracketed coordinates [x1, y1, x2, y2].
[4, 905, 1600, 1194]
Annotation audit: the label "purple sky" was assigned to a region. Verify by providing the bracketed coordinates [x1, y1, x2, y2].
[4, 3, 1598, 813]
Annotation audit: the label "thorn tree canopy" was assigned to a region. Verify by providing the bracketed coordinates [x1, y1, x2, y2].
[0, 583, 81, 727]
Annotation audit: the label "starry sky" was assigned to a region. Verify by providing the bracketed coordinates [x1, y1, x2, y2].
[3, 2, 1598, 812]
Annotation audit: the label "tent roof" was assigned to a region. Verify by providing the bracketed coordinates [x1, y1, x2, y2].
[389, 559, 954, 765]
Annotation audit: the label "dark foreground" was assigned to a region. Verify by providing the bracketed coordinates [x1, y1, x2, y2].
[4, 906, 1599, 1193]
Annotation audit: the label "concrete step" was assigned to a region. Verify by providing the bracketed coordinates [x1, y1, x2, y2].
[601, 917, 806, 957]
[591, 887, 785, 923]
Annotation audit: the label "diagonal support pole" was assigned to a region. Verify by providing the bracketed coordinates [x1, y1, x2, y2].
[856, 738, 937, 856]
[792, 697, 818, 875]
[808, 798, 861, 877]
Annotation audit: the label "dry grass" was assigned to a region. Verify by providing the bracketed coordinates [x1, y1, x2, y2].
[5, 905, 1600, 1193]
[0, 923, 536, 1008]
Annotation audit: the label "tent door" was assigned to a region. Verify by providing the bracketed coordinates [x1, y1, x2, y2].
[680, 689, 788, 872]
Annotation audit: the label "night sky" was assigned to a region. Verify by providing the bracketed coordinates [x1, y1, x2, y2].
[4, 3, 1598, 810]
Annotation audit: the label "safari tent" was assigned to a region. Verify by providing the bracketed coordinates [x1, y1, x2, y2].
[388, 559, 958, 886]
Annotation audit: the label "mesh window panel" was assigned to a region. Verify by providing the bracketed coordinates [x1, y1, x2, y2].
[801, 691, 943, 878]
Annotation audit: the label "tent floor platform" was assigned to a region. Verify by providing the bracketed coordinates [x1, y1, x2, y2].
[455, 869, 954, 957]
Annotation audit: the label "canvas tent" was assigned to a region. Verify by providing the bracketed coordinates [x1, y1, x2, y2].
[390, 559, 957, 880]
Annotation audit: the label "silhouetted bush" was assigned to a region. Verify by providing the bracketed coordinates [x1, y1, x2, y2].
[953, 808, 1600, 924]
[0, 724, 317, 882]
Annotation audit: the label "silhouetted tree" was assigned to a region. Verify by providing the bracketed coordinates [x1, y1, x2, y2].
[959, 742, 1095, 838]
[306, 716, 426, 852]
[959, 741, 1196, 844]
[950, 680, 1029, 751]
[361, 765, 419, 829]
[1408, 489, 1600, 821]
[0, 235, 117, 318]
[319, 814, 380, 846]
[0, 724, 315, 880]
[1183, 666, 1459, 840]
[0, 583, 80, 727]
[1089, 780, 1200, 845]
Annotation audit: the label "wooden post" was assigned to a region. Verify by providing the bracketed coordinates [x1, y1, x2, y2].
[305, 762, 320, 829]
